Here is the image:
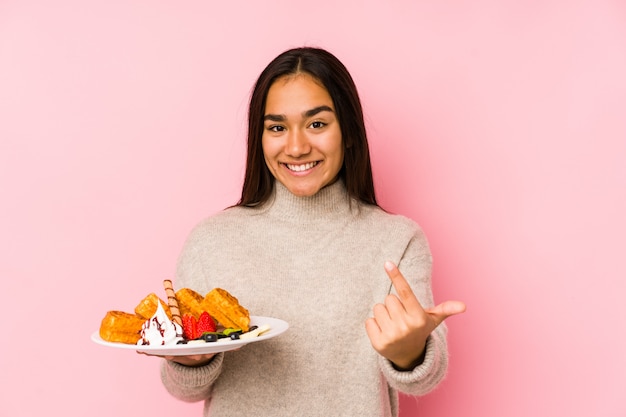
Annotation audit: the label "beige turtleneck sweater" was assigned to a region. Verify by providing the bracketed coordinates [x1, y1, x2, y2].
[160, 180, 449, 417]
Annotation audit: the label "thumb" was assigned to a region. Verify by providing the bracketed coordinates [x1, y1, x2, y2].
[426, 300, 466, 326]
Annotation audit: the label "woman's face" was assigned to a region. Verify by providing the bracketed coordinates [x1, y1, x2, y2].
[262, 73, 344, 197]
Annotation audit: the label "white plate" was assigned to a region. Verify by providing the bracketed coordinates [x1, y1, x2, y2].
[91, 316, 289, 356]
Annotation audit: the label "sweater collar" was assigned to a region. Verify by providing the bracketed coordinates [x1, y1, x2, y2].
[264, 179, 354, 222]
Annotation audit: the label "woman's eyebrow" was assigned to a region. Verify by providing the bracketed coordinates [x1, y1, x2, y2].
[303, 105, 334, 118]
[264, 105, 334, 122]
[264, 114, 286, 122]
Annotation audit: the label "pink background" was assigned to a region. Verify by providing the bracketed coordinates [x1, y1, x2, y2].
[1, 1, 625, 416]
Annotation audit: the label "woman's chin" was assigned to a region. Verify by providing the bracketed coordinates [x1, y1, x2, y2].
[279, 175, 338, 198]
[281, 181, 322, 197]
[287, 187, 320, 197]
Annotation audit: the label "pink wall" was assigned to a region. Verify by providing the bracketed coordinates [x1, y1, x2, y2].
[1, 1, 625, 416]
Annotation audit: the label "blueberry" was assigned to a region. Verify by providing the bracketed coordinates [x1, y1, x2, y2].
[201, 333, 218, 343]
[229, 333, 240, 340]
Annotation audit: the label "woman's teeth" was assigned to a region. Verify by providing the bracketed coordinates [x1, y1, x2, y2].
[286, 162, 317, 172]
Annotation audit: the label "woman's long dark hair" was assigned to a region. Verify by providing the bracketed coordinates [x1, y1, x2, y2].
[237, 47, 377, 207]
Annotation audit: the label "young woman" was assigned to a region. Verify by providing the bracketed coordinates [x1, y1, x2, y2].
[159, 47, 465, 417]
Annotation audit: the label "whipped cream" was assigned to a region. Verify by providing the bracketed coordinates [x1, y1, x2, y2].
[137, 302, 183, 346]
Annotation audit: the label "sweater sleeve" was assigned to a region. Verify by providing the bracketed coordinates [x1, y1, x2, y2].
[379, 325, 449, 395]
[379, 221, 450, 395]
[160, 353, 224, 402]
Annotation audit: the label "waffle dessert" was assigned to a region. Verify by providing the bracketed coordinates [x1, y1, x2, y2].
[203, 288, 250, 332]
[99, 310, 145, 344]
[97, 285, 253, 345]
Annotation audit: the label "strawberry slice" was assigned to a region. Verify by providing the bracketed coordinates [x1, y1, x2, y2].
[197, 311, 217, 334]
[182, 314, 198, 340]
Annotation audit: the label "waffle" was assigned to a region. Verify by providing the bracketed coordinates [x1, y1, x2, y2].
[99, 310, 145, 344]
[203, 288, 250, 332]
[134, 292, 172, 320]
[176, 287, 205, 318]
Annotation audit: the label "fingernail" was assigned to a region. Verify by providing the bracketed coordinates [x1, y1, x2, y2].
[384, 261, 394, 271]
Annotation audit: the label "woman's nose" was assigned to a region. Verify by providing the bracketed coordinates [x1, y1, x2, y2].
[285, 129, 311, 157]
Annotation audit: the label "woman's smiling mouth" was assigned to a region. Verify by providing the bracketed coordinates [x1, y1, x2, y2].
[284, 161, 319, 172]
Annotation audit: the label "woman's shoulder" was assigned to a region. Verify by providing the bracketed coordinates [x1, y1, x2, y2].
[184, 205, 256, 240]
[195, 205, 249, 223]
[355, 205, 431, 257]
[360, 204, 424, 234]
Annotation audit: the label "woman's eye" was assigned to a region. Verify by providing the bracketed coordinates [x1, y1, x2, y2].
[268, 125, 285, 132]
[310, 121, 326, 129]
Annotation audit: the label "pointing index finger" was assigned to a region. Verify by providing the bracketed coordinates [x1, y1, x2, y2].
[384, 261, 422, 311]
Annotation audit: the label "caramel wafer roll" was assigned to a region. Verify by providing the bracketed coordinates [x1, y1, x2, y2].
[163, 279, 182, 325]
